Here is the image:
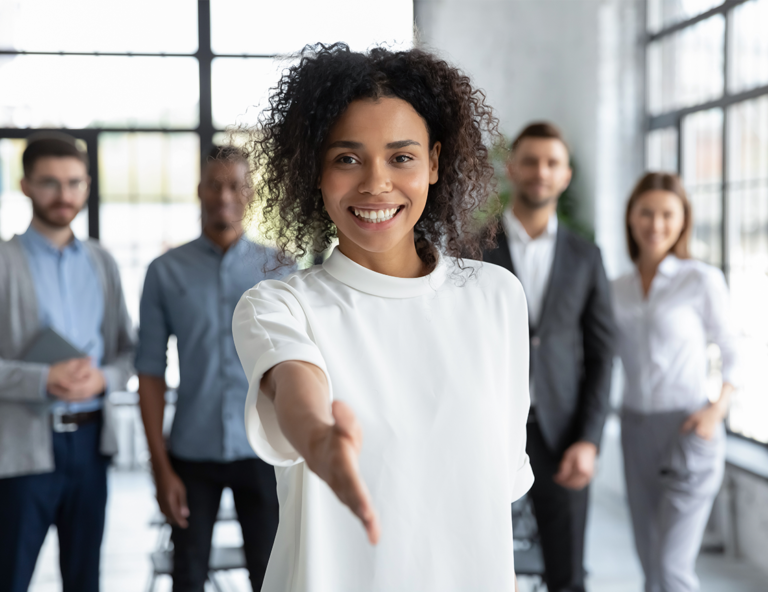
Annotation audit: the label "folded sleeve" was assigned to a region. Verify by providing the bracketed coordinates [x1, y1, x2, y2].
[506, 273, 535, 502]
[134, 260, 171, 378]
[702, 267, 743, 388]
[232, 279, 331, 466]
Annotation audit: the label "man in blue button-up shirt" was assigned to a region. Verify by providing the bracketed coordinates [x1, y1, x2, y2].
[136, 146, 291, 592]
[0, 136, 134, 592]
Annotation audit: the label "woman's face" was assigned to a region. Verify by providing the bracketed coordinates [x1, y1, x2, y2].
[320, 97, 440, 260]
[628, 189, 686, 261]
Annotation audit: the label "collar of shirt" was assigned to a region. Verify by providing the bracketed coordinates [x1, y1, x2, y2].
[502, 208, 558, 245]
[656, 254, 682, 277]
[19, 224, 83, 257]
[632, 254, 682, 291]
[196, 233, 250, 263]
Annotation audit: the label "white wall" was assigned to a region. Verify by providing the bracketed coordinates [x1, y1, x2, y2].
[414, 0, 645, 278]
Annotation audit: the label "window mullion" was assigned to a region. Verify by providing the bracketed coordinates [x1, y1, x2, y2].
[197, 0, 214, 164]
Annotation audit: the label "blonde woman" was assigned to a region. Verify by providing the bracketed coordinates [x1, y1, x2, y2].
[611, 172, 741, 592]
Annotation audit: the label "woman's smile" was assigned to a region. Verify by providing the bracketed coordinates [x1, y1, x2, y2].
[349, 204, 405, 228]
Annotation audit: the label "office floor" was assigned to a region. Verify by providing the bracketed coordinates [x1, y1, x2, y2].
[29, 417, 768, 592]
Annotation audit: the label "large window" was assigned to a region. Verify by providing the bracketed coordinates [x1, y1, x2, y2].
[645, 0, 768, 443]
[0, 0, 414, 388]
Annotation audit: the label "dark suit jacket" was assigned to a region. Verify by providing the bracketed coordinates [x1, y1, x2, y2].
[483, 224, 616, 455]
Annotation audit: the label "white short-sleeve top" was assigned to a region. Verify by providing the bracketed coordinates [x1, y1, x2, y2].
[233, 247, 533, 592]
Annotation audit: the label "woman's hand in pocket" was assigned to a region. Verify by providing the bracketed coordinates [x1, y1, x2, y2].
[681, 403, 725, 440]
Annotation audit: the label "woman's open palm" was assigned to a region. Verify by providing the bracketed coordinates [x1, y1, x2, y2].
[307, 400, 380, 544]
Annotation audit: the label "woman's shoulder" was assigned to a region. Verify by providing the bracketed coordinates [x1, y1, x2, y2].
[447, 258, 525, 301]
[611, 270, 636, 290]
[243, 264, 325, 299]
[677, 257, 726, 287]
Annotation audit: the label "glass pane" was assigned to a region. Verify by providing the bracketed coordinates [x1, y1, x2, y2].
[647, 0, 722, 32]
[0, 138, 29, 241]
[726, 96, 768, 443]
[98, 133, 201, 331]
[211, 0, 413, 55]
[0, 0, 197, 53]
[0, 137, 88, 241]
[647, 15, 724, 115]
[212, 58, 293, 129]
[646, 127, 679, 172]
[0, 56, 199, 129]
[728, 0, 768, 94]
[682, 108, 723, 266]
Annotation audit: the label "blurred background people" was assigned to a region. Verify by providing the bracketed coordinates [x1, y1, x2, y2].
[612, 172, 741, 592]
[135, 146, 289, 592]
[0, 135, 134, 592]
[484, 122, 616, 592]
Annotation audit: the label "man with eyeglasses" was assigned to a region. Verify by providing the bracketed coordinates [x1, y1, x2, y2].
[0, 135, 134, 592]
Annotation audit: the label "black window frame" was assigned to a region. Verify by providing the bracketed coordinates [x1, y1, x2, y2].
[0, 1, 278, 239]
[645, 0, 768, 446]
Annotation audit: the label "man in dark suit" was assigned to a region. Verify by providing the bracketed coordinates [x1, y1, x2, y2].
[484, 122, 615, 592]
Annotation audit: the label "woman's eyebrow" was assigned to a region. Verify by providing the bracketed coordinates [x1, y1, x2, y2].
[327, 140, 363, 149]
[386, 140, 420, 149]
[327, 139, 421, 150]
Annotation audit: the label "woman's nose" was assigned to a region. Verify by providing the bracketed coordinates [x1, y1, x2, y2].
[358, 161, 392, 195]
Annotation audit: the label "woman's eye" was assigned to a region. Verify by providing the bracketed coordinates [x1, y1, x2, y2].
[338, 156, 357, 165]
[393, 154, 412, 164]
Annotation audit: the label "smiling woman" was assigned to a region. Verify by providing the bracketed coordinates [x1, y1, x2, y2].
[243, 43, 500, 271]
[231, 43, 534, 592]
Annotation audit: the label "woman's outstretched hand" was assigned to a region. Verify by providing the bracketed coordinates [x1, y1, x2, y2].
[306, 400, 380, 545]
[263, 361, 380, 544]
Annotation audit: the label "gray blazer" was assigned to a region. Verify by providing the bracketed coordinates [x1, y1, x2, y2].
[0, 235, 135, 478]
[483, 225, 616, 454]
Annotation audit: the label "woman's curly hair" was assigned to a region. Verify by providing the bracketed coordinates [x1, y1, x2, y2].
[244, 42, 501, 268]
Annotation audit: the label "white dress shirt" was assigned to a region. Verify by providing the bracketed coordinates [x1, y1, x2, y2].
[502, 208, 558, 327]
[611, 255, 742, 414]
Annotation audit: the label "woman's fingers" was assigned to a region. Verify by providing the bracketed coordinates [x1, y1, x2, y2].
[344, 462, 380, 544]
[680, 413, 698, 434]
[328, 401, 380, 544]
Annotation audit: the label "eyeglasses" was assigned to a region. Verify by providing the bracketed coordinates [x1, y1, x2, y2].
[31, 178, 89, 196]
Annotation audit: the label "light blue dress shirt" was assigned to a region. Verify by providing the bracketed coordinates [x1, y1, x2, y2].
[134, 235, 290, 462]
[18, 225, 105, 413]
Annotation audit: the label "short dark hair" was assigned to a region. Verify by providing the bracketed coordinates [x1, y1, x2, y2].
[23, 134, 88, 177]
[510, 121, 569, 154]
[205, 144, 247, 168]
[625, 172, 692, 261]
[245, 42, 500, 268]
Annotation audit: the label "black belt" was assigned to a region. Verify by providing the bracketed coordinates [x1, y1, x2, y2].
[52, 409, 102, 433]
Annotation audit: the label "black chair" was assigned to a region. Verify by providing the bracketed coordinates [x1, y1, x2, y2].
[513, 495, 547, 591]
[146, 504, 246, 592]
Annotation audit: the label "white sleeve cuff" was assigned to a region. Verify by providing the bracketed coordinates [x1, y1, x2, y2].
[511, 455, 535, 502]
[244, 343, 332, 467]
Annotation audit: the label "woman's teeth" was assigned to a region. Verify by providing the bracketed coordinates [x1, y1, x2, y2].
[353, 208, 398, 223]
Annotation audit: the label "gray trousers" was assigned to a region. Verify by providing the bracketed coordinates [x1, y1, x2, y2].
[621, 409, 725, 592]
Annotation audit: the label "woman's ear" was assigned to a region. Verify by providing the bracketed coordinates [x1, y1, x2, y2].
[429, 142, 441, 185]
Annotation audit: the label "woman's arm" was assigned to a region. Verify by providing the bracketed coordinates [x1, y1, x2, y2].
[681, 382, 734, 439]
[261, 360, 381, 544]
[682, 268, 741, 439]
